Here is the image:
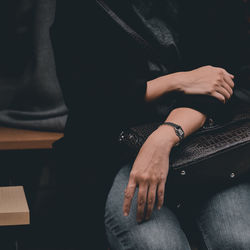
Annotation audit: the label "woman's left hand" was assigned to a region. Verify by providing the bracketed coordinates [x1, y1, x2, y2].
[123, 126, 178, 222]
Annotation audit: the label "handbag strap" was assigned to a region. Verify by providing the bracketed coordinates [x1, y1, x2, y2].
[234, 88, 250, 104]
[96, 0, 167, 71]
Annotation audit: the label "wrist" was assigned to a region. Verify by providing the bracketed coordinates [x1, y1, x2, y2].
[155, 72, 183, 93]
[151, 125, 179, 151]
[146, 72, 188, 102]
[171, 71, 189, 93]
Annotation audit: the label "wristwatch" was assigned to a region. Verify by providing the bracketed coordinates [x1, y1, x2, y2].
[161, 122, 185, 143]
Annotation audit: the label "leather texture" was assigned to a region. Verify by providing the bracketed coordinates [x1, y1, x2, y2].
[119, 106, 250, 185]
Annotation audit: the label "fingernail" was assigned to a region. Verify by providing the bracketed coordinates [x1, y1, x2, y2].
[124, 212, 128, 217]
[157, 206, 161, 210]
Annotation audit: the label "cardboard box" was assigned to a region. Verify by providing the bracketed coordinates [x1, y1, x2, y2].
[0, 186, 29, 226]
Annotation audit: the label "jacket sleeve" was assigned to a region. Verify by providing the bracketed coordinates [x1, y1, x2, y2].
[173, 94, 233, 123]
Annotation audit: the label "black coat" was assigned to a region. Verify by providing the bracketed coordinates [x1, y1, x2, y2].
[50, 0, 250, 166]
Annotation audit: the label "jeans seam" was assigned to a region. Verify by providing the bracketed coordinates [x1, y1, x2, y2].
[105, 224, 127, 250]
[195, 218, 212, 250]
[105, 217, 136, 250]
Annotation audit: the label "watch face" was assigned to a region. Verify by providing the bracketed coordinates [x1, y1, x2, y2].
[177, 128, 184, 137]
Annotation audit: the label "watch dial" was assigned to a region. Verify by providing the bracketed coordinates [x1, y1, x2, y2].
[177, 128, 184, 136]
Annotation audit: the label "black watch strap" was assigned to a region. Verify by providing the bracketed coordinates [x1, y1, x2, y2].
[162, 122, 185, 142]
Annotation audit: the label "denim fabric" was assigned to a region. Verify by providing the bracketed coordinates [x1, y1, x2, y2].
[105, 164, 250, 250]
[105, 165, 191, 250]
[196, 181, 250, 250]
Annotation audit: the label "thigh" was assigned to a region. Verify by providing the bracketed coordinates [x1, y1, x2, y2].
[105, 164, 191, 250]
[196, 179, 250, 250]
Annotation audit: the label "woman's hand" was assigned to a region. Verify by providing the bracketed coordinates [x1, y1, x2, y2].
[146, 65, 234, 103]
[176, 66, 234, 103]
[123, 126, 178, 222]
[123, 107, 206, 222]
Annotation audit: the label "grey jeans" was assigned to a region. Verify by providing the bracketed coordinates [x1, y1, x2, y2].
[105, 164, 250, 250]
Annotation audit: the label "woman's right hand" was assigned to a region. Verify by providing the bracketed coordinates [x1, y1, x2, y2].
[176, 66, 235, 103]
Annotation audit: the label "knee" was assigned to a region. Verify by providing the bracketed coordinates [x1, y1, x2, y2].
[133, 223, 190, 250]
[105, 165, 131, 218]
[213, 230, 250, 249]
[106, 206, 190, 250]
[106, 218, 190, 250]
[200, 225, 250, 249]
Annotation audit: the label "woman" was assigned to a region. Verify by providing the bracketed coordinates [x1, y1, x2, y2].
[51, 0, 250, 249]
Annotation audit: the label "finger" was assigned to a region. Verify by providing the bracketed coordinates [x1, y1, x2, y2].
[212, 91, 226, 103]
[157, 180, 166, 210]
[221, 82, 233, 99]
[123, 177, 136, 217]
[222, 80, 233, 97]
[145, 184, 157, 220]
[215, 86, 231, 100]
[219, 68, 234, 79]
[136, 183, 148, 222]
[218, 80, 233, 99]
[223, 74, 235, 89]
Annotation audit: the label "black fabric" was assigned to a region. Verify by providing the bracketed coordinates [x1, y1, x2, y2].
[180, 0, 249, 73]
[0, 0, 67, 131]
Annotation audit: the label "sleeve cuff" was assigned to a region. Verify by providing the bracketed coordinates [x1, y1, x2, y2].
[174, 94, 233, 123]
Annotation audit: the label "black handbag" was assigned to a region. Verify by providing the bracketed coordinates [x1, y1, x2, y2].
[119, 105, 250, 190]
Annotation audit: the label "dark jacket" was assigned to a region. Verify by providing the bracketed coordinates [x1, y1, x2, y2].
[51, 0, 250, 164]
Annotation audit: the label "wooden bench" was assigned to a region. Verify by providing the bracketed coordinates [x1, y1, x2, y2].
[0, 127, 63, 151]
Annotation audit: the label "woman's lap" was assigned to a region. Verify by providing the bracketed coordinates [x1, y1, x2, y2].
[105, 164, 250, 250]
